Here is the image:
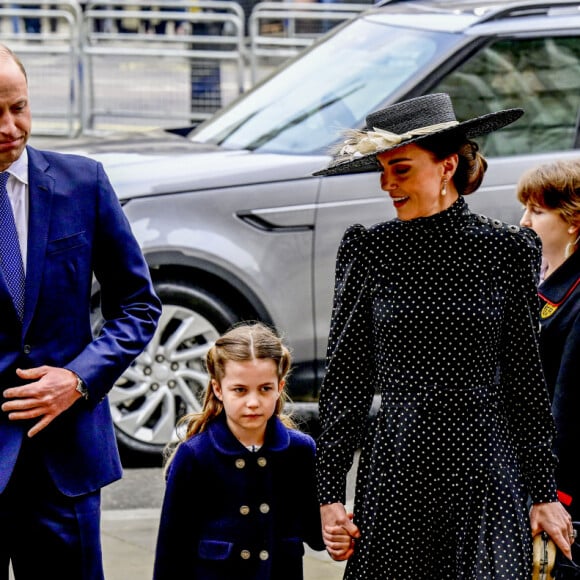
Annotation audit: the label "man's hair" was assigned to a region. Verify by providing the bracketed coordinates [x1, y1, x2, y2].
[0, 43, 28, 82]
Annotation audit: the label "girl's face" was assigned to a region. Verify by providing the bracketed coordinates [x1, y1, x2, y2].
[520, 202, 577, 257]
[376, 143, 458, 221]
[212, 358, 284, 446]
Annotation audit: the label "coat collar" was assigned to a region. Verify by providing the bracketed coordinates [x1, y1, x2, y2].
[208, 413, 291, 455]
[538, 250, 580, 317]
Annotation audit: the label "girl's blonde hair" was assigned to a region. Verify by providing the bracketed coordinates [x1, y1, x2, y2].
[163, 322, 295, 468]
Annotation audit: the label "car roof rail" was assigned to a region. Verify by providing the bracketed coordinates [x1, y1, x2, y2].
[473, 0, 580, 23]
[375, 0, 416, 7]
[374, 0, 580, 17]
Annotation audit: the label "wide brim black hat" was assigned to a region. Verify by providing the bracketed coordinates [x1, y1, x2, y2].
[313, 93, 524, 177]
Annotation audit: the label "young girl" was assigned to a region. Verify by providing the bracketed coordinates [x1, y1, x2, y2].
[152, 322, 325, 580]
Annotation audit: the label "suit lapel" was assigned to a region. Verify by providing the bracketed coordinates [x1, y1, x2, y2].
[23, 147, 54, 333]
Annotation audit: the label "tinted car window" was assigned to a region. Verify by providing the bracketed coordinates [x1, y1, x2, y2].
[436, 36, 580, 156]
[191, 17, 458, 155]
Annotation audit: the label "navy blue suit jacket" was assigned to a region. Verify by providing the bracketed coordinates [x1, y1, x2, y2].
[0, 146, 161, 496]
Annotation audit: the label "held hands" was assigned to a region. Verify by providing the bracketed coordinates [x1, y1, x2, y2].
[530, 501, 574, 560]
[320, 502, 361, 561]
[1, 366, 83, 437]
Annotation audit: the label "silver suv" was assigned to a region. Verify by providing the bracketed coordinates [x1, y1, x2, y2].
[52, 0, 580, 459]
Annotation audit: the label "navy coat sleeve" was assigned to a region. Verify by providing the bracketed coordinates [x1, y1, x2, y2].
[153, 443, 203, 579]
[552, 308, 580, 500]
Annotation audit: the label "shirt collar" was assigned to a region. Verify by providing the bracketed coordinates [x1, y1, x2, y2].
[4, 149, 28, 186]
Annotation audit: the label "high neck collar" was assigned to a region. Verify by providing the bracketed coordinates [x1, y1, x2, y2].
[395, 196, 468, 229]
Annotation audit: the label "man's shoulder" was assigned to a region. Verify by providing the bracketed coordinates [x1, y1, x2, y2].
[27, 145, 99, 168]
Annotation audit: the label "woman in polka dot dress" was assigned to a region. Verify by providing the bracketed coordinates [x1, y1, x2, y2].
[313, 93, 574, 579]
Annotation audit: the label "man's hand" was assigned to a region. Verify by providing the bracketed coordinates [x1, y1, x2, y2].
[2, 366, 82, 437]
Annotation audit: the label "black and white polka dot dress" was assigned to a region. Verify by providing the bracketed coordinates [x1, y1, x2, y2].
[316, 196, 558, 579]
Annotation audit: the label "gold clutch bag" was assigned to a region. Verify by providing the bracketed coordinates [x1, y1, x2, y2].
[532, 531, 556, 580]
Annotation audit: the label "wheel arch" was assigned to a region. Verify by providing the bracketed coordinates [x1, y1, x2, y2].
[145, 250, 274, 326]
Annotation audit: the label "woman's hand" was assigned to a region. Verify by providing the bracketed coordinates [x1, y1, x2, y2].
[320, 502, 361, 561]
[530, 501, 574, 559]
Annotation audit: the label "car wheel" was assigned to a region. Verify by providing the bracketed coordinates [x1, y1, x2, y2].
[92, 279, 240, 462]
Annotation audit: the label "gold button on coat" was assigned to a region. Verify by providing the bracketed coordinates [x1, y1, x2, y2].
[240, 505, 250, 515]
[257, 457, 267, 467]
[240, 550, 251, 560]
[259, 503, 270, 514]
[259, 550, 269, 561]
[235, 458, 245, 469]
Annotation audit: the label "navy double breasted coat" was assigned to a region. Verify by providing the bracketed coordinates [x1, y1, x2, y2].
[153, 414, 325, 580]
[538, 249, 580, 520]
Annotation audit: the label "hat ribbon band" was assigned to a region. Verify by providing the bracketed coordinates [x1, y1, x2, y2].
[339, 120, 459, 159]
[370, 121, 459, 146]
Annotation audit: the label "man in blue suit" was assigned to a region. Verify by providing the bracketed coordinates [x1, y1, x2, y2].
[0, 43, 162, 579]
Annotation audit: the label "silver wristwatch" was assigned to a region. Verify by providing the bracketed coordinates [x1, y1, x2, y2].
[75, 374, 89, 400]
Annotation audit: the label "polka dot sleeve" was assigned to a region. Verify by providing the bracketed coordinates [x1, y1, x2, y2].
[316, 224, 375, 505]
[500, 226, 558, 503]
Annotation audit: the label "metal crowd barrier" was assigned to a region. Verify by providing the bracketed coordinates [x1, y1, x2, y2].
[0, 0, 83, 137]
[248, 1, 371, 84]
[82, 0, 246, 131]
[0, 0, 371, 135]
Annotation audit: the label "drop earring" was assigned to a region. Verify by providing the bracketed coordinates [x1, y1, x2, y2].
[441, 179, 447, 196]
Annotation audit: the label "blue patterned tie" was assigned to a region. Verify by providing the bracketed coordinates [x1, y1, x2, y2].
[0, 172, 25, 319]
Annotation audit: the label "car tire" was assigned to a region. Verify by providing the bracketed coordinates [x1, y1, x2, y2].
[94, 279, 241, 464]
